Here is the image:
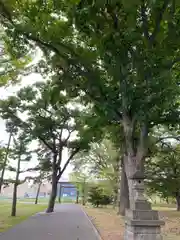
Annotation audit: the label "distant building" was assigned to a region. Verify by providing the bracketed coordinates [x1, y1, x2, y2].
[57, 182, 77, 199]
[0, 182, 51, 198]
[0, 177, 77, 199]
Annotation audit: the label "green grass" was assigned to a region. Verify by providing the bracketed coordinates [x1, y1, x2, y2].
[18, 197, 76, 203]
[18, 198, 49, 203]
[0, 202, 46, 233]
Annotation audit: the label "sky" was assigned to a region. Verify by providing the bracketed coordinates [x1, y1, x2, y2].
[0, 73, 71, 181]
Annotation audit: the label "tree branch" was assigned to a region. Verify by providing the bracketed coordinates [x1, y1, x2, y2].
[136, 122, 148, 166]
[141, 0, 150, 41]
[150, 0, 170, 44]
[19, 166, 40, 173]
[59, 148, 80, 178]
[156, 136, 180, 144]
[164, 56, 180, 70]
[0, 0, 13, 23]
[7, 111, 54, 151]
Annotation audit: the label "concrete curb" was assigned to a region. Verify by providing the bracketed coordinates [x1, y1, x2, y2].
[81, 206, 103, 240]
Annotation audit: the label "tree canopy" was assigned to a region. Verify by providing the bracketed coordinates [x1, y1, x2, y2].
[146, 144, 180, 211]
[0, 0, 180, 214]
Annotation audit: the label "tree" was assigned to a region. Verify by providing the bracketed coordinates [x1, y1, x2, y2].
[0, 146, 6, 190]
[0, 81, 97, 212]
[8, 132, 32, 217]
[33, 149, 51, 205]
[0, 126, 13, 193]
[88, 185, 112, 208]
[146, 144, 180, 211]
[1, 0, 180, 211]
[33, 171, 49, 205]
[72, 138, 120, 207]
[0, 26, 31, 85]
[69, 171, 90, 205]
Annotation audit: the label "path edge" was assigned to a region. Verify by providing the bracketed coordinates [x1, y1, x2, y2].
[81, 206, 103, 240]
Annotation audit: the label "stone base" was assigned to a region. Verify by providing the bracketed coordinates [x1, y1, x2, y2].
[124, 225, 163, 240]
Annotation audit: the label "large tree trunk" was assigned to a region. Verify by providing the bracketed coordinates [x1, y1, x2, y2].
[46, 172, 58, 213]
[176, 194, 180, 211]
[11, 154, 21, 217]
[35, 181, 42, 205]
[0, 131, 12, 193]
[122, 116, 147, 210]
[118, 158, 129, 215]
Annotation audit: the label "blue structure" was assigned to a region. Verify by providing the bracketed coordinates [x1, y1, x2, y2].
[57, 182, 77, 201]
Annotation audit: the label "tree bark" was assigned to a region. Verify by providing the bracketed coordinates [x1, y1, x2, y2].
[58, 185, 62, 203]
[76, 190, 79, 204]
[176, 194, 180, 211]
[11, 154, 21, 217]
[0, 131, 12, 193]
[82, 181, 86, 206]
[113, 189, 118, 209]
[35, 181, 42, 205]
[122, 116, 147, 210]
[118, 158, 129, 215]
[46, 172, 58, 213]
[11, 182, 18, 217]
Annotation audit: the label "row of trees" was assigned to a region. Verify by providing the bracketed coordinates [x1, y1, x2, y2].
[0, 0, 180, 219]
[71, 136, 180, 212]
[0, 80, 101, 214]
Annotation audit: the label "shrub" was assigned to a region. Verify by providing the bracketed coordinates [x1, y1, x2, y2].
[88, 186, 112, 207]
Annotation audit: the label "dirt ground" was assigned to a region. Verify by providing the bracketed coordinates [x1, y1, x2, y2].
[85, 205, 180, 240]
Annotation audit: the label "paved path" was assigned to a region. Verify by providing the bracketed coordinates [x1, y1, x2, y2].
[0, 204, 101, 240]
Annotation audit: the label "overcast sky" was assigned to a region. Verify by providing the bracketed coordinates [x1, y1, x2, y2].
[0, 73, 71, 180]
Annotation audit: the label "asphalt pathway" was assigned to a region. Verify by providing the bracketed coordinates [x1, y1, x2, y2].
[0, 204, 101, 240]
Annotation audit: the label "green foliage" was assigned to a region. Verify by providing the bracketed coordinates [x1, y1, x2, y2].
[69, 171, 89, 204]
[145, 144, 180, 201]
[88, 186, 112, 207]
[1, 0, 180, 171]
[1, 1, 180, 205]
[0, 27, 31, 86]
[0, 146, 6, 170]
[7, 132, 32, 181]
[0, 80, 101, 187]
[72, 138, 120, 193]
[70, 171, 88, 191]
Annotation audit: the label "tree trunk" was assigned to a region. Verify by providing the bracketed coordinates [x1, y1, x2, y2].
[76, 190, 79, 204]
[0, 131, 12, 193]
[176, 195, 180, 211]
[11, 182, 18, 217]
[11, 154, 21, 217]
[46, 172, 58, 213]
[35, 181, 42, 205]
[82, 181, 86, 206]
[58, 185, 62, 203]
[113, 189, 118, 209]
[118, 158, 130, 215]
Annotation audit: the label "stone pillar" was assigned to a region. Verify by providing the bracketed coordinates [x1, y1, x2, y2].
[124, 171, 164, 240]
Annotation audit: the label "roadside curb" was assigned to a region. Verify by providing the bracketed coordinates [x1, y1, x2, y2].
[81, 206, 103, 240]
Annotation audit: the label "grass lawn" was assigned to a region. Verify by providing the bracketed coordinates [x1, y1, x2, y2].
[85, 205, 180, 240]
[18, 197, 76, 203]
[0, 202, 46, 233]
